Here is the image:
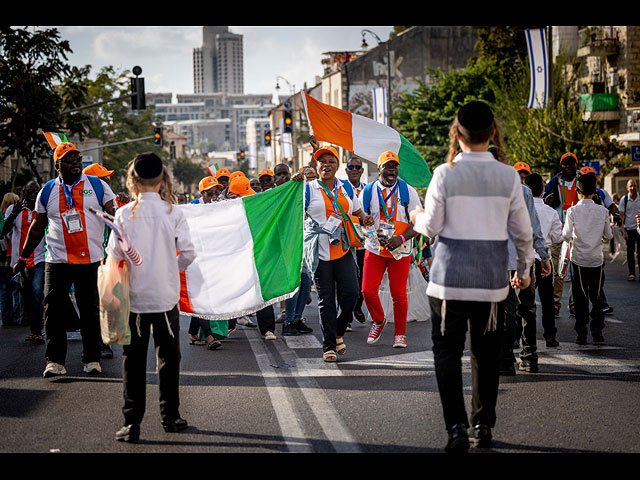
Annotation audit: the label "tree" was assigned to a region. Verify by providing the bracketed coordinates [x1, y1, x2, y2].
[171, 157, 206, 192]
[0, 26, 72, 187]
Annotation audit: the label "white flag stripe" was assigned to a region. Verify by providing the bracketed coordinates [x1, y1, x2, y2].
[351, 113, 401, 162]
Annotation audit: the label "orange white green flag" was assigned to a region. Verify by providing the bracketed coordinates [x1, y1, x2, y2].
[42, 132, 68, 150]
[301, 92, 432, 188]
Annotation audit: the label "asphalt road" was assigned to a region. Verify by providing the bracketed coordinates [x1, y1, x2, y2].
[1, 255, 639, 456]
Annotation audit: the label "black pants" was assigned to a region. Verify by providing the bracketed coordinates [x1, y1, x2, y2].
[352, 248, 365, 318]
[570, 262, 605, 336]
[626, 229, 640, 276]
[188, 317, 212, 338]
[429, 296, 504, 430]
[43, 262, 101, 365]
[501, 267, 537, 364]
[122, 305, 181, 426]
[314, 253, 359, 353]
[534, 260, 556, 339]
[256, 304, 275, 335]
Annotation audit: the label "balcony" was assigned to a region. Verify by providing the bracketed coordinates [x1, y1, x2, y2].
[580, 93, 620, 121]
[577, 28, 620, 57]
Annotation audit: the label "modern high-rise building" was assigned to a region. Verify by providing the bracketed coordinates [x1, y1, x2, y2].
[193, 26, 244, 95]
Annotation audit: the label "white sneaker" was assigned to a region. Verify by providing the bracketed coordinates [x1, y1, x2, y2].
[263, 331, 277, 340]
[43, 362, 67, 378]
[83, 362, 102, 374]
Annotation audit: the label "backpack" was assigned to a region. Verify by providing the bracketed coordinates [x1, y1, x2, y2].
[360, 178, 411, 222]
[305, 178, 356, 209]
[40, 175, 105, 210]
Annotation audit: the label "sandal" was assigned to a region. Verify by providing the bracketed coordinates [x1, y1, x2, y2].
[31, 334, 44, 345]
[323, 350, 337, 362]
[628, 275, 636, 281]
[189, 335, 206, 346]
[336, 336, 346, 355]
[206, 336, 222, 350]
[25, 334, 36, 342]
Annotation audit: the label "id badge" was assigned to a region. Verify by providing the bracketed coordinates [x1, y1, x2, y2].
[61, 209, 84, 234]
[323, 214, 342, 234]
[379, 221, 395, 239]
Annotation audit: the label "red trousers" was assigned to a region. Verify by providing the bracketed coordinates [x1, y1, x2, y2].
[361, 250, 411, 335]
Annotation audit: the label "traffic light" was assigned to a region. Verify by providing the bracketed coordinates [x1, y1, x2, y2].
[131, 77, 146, 110]
[153, 126, 163, 147]
[283, 110, 292, 133]
[264, 130, 271, 147]
[237, 150, 245, 161]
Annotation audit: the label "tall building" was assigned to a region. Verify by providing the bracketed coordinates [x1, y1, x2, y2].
[193, 26, 244, 95]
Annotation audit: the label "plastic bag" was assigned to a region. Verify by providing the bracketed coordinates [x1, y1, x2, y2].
[558, 240, 572, 282]
[98, 256, 131, 345]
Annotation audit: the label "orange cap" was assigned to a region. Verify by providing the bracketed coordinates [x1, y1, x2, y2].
[230, 171, 246, 179]
[83, 163, 114, 177]
[560, 152, 578, 165]
[313, 146, 339, 161]
[216, 168, 231, 179]
[198, 176, 219, 192]
[513, 162, 531, 173]
[377, 150, 400, 167]
[228, 176, 256, 197]
[580, 166, 596, 175]
[53, 142, 80, 162]
[258, 168, 274, 178]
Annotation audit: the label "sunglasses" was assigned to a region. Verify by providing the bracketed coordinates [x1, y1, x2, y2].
[347, 165, 362, 171]
[59, 155, 82, 165]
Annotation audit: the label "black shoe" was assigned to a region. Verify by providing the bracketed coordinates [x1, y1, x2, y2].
[499, 362, 516, 376]
[116, 424, 140, 443]
[282, 323, 300, 336]
[293, 319, 313, 334]
[468, 424, 492, 448]
[512, 339, 520, 349]
[162, 417, 188, 433]
[353, 309, 366, 323]
[101, 343, 113, 359]
[592, 330, 605, 344]
[545, 337, 560, 348]
[602, 306, 613, 315]
[519, 359, 539, 373]
[445, 424, 470, 453]
[576, 334, 588, 345]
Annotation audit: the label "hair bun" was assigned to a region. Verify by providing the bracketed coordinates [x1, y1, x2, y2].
[457, 101, 494, 131]
[133, 152, 163, 179]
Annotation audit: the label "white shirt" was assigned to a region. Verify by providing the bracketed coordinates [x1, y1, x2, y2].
[619, 192, 640, 230]
[532, 197, 563, 260]
[562, 199, 613, 267]
[5, 204, 46, 268]
[106, 192, 196, 313]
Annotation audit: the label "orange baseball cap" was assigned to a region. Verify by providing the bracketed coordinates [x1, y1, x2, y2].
[378, 151, 400, 167]
[560, 152, 578, 165]
[53, 142, 80, 162]
[216, 168, 231, 179]
[198, 176, 219, 192]
[258, 168, 274, 178]
[580, 166, 596, 175]
[513, 162, 531, 173]
[313, 146, 339, 161]
[83, 163, 114, 177]
[228, 176, 256, 197]
[230, 171, 246, 179]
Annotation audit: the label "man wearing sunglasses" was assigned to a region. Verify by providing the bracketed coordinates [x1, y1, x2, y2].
[14, 142, 116, 379]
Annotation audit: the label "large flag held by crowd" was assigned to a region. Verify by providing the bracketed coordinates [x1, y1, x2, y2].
[301, 92, 432, 188]
[178, 180, 304, 320]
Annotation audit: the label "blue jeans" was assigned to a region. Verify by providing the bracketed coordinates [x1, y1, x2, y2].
[284, 272, 312, 324]
[0, 266, 20, 325]
[22, 262, 45, 335]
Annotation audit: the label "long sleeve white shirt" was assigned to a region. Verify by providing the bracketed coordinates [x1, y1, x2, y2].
[562, 198, 612, 267]
[532, 197, 563, 260]
[106, 192, 196, 313]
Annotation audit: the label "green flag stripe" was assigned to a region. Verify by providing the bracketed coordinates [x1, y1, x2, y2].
[243, 180, 304, 301]
[398, 133, 432, 188]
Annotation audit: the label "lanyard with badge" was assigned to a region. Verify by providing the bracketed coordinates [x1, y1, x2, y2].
[377, 183, 398, 240]
[61, 178, 84, 234]
[318, 181, 343, 235]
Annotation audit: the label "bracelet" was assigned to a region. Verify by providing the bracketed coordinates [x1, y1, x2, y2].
[19, 256, 27, 261]
[400, 234, 406, 243]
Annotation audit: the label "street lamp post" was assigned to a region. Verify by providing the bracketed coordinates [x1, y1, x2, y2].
[361, 29, 392, 127]
[275, 76, 296, 163]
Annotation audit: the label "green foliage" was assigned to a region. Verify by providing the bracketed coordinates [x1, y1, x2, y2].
[171, 157, 207, 189]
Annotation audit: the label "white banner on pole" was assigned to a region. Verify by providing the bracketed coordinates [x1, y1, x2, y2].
[372, 87, 387, 124]
[525, 28, 549, 108]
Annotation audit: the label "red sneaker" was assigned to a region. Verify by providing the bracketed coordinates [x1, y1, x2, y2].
[367, 318, 387, 344]
[393, 335, 407, 348]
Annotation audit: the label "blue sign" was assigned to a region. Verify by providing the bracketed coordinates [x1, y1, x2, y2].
[632, 145, 640, 165]
[584, 160, 600, 176]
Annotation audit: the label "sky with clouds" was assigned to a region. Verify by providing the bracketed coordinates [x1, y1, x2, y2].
[51, 26, 395, 100]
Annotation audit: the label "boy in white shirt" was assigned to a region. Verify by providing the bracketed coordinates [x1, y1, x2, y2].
[525, 173, 563, 347]
[562, 174, 612, 345]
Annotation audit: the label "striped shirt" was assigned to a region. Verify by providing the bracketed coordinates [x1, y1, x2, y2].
[35, 174, 115, 264]
[5, 204, 46, 268]
[413, 152, 534, 302]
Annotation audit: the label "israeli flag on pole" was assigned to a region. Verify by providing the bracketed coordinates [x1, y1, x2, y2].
[372, 87, 387, 124]
[526, 28, 549, 108]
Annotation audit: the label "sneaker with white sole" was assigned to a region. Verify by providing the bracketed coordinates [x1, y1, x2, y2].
[367, 318, 387, 344]
[83, 362, 102, 374]
[263, 331, 277, 340]
[43, 362, 67, 378]
[393, 335, 407, 348]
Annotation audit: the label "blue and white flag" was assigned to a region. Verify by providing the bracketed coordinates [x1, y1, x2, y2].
[372, 87, 387, 124]
[525, 28, 549, 109]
